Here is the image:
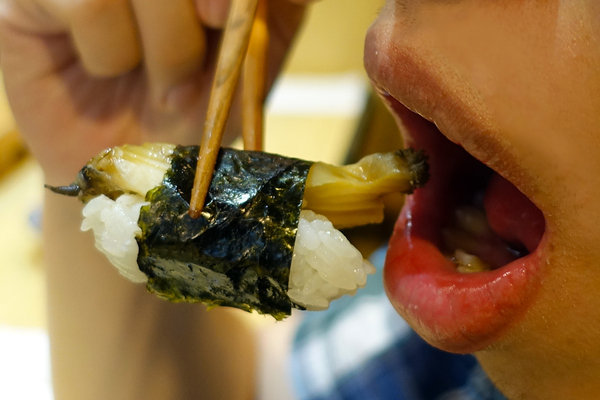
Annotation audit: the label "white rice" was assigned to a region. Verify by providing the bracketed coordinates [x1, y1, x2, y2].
[81, 194, 148, 283]
[287, 210, 375, 310]
[81, 197, 375, 310]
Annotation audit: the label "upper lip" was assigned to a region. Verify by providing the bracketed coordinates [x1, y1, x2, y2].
[364, 25, 526, 194]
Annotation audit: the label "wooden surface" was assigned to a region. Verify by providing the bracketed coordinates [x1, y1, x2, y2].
[0, 158, 44, 328]
[0, 130, 27, 177]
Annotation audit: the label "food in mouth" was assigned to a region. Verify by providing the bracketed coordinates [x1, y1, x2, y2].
[438, 156, 544, 274]
[47, 143, 427, 319]
[382, 100, 547, 352]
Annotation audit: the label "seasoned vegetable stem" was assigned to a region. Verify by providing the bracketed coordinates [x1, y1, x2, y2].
[303, 149, 428, 227]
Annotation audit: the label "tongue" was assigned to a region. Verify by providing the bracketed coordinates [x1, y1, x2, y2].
[483, 175, 545, 252]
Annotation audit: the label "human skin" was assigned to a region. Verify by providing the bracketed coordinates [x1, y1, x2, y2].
[0, 1, 312, 398]
[365, 1, 600, 399]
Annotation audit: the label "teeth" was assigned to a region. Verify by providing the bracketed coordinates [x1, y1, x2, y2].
[442, 205, 495, 273]
[453, 249, 491, 273]
[442, 205, 495, 258]
[442, 227, 485, 259]
[453, 205, 493, 238]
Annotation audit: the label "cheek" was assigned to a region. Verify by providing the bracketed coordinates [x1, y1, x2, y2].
[446, 23, 600, 226]
[476, 229, 600, 387]
[510, 239, 600, 360]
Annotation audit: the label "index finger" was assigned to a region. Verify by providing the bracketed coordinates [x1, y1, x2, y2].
[131, 0, 206, 99]
[67, 0, 141, 76]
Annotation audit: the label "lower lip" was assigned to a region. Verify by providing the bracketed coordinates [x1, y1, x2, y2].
[385, 213, 543, 353]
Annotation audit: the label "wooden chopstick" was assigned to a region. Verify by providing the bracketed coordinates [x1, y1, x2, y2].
[189, 0, 259, 218]
[242, 0, 268, 151]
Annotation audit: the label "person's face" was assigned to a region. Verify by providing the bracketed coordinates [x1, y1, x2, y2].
[365, 1, 600, 398]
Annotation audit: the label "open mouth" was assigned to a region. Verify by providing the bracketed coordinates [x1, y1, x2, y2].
[382, 95, 547, 353]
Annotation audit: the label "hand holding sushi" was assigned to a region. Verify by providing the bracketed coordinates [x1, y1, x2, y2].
[0, 1, 320, 398]
[48, 143, 428, 319]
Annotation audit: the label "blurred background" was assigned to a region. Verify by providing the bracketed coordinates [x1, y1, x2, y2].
[0, 1, 405, 398]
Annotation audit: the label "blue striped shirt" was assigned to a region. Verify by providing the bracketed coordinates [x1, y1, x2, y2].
[291, 247, 507, 400]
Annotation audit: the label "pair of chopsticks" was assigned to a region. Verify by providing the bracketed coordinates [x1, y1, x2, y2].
[189, 0, 268, 218]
